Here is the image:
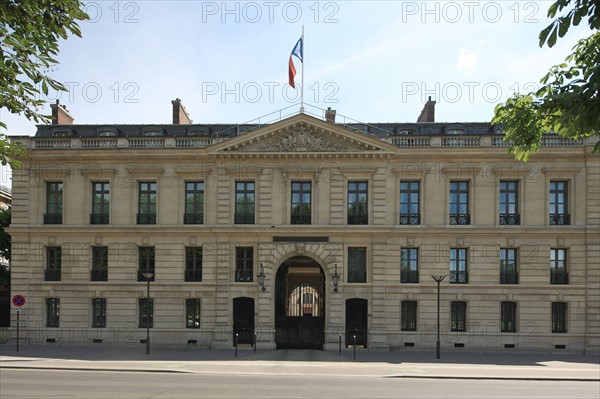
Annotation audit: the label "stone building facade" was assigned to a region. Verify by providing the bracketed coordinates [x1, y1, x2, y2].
[7, 100, 600, 353]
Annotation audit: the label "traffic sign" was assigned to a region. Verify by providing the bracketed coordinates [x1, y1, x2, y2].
[11, 294, 26, 307]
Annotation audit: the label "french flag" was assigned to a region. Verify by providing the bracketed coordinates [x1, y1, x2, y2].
[288, 37, 303, 88]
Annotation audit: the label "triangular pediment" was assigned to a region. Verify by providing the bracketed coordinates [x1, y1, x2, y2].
[209, 113, 398, 154]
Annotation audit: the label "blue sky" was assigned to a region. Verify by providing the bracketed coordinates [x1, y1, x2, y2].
[0, 0, 594, 136]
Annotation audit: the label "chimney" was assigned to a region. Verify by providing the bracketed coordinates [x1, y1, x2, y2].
[50, 100, 74, 125]
[417, 96, 436, 123]
[172, 98, 192, 124]
[325, 107, 336, 123]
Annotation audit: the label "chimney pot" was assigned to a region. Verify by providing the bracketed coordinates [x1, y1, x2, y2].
[417, 97, 436, 123]
[50, 100, 74, 125]
[172, 98, 192, 124]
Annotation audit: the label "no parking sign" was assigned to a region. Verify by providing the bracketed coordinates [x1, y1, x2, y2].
[11, 294, 26, 310]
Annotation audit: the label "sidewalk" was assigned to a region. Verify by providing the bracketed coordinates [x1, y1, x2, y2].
[1, 344, 599, 381]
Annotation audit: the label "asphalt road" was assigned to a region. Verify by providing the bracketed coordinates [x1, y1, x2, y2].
[1, 369, 599, 399]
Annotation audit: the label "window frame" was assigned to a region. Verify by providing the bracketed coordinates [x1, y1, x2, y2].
[185, 247, 203, 282]
[92, 298, 107, 328]
[235, 247, 254, 282]
[550, 248, 569, 284]
[137, 181, 157, 224]
[184, 181, 204, 224]
[501, 301, 517, 333]
[234, 181, 255, 224]
[138, 298, 153, 328]
[46, 298, 60, 328]
[347, 181, 368, 225]
[45, 246, 62, 281]
[186, 299, 202, 329]
[449, 181, 470, 225]
[552, 302, 568, 333]
[91, 181, 110, 224]
[549, 181, 570, 225]
[400, 181, 420, 225]
[499, 180, 519, 225]
[450, 301, 467, 332]
[400, 248, 419, 283]
[401, 300, 418, 331]
[449, 248, 468, 284]
[347, 247, 367, 283]
[291, 181, 312, 225]
[45, 182, 63, 224]
[499, 248, 518, 284]
[91, 246, 108, 281]
[138, 247, 155, 282]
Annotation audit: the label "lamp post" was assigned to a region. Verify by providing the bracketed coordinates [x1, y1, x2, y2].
[431, 275, 446, 359]
[142, 271, 155, 355]
[258, 263, 266, 291]
[332, 264, 340, 293]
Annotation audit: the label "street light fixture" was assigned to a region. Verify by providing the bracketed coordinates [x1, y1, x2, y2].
[258, 263, 266, 291]
[431, 275, 446, 359]
[142, 271, 155, 355]
[332, 264, 340, 293]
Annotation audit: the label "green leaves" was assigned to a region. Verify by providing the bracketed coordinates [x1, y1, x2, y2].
[0, 0, 89, 132]
[0, 133, 28, 169]
[539, 0, 600, 47]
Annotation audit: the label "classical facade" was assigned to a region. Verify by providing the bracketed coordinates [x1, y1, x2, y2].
[7, 99, 600, 353]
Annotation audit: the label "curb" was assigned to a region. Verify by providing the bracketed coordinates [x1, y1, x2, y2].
[0, 366, 189, 374]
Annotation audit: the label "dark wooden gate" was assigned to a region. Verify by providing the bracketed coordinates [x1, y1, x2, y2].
[233, 297, 254, 346]
[275, 257, 325, 349]
[346, 298, 368, 347]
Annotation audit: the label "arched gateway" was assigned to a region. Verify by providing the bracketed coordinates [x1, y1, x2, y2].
[275, 256, 325, 349]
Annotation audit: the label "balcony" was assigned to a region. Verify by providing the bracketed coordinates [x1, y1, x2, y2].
[138, 270, 155, 282]
[449, 213, 470, 225]
[549, 213, 570, 225]
[184, 213, 203, 225]
[449, 271, 468, 284]
[500, 271, 519, 284]
[400, 213, 420, 225]
[44, 213, 62, 224]
[499, 214, 520, 225]
[400, 270, 419, 283]
[137, 213, 156, 225]
[90, 213, 109, 224]
[234, 213, 255, 225]
[551, 271, 569, 285]
[44, 269, 61, 281]
[90, 269, 108, 281]
[184, 269, 202, 282]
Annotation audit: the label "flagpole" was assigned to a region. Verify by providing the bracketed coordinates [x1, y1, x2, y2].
[300, 25, 304, 113]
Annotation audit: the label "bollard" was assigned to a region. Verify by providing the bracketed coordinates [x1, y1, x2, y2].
[254, 332, 257, 354]
[338, 333, 341, 356]
[353, 335, 356, 360]
[235, 333, 238, 358]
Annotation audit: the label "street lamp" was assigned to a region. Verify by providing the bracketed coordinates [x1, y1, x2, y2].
[431, 275, 446, 359]
[258, 263, 266, 291]
[332, 264, 340, 293]
[142, 271, 155, 355]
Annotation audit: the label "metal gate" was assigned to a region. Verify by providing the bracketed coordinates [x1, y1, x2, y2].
[346, 298, 368, 347]
[233, 297, 254, 346]
[275, 256, 325, 349]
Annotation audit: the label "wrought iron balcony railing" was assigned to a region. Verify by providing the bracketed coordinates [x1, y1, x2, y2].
[499, 214, 520, 225]
[449, 271, 468, 284]
[449, 213, 470, 225]
[400, 270, 419, 283]
[90, 213, 109, 224]
[400, 213, 420, 225]
[90, 269, 108, 281]
[551, 271, 569, 285]
[500, 271, 519, 284]
[44, 269, 61, 281]
[549, 213, 570, 225]
[137, 213, 156, 225]
[44, 213, 62, 224]
[184, 269, 202, 282]
[184, 213, 204, 225]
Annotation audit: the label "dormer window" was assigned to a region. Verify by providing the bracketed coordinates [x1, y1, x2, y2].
[95, 126, 121, 137]
[447, 129, 465, 135]
[398, 129, 415, 135]
[98, 131, 116, 137]
[144, 131, 162, 137]
[52, 129, 73, 137]
[187, 126, 211, 137]
[142, 126, 165, 137]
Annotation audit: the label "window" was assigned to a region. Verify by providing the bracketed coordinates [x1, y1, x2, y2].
[92, 298, 106, 328]
[500, 248, 518, 284]
[549, 181, 570, 225]
[291, 181, 311, 224]
[184, 181, 204, 224]
[552, 302, 568, 333]
[186, 299, 201, 329]
[45, 182, 63, 224]
[347, 181, 368, 225]
[400, 248, 419, 283]
[449, 248, 468, 284]
[550, 249, 568, 284]
[449, 181, 470, 225]
[501, 302, 517, 332]
[235, 181, 255, 224]
[137, 182, 157, 224]
[400, 181, 420, 225]
[235, 247, 253, 282]
[91, 246, 108, 281]
[348, 247, 367, 283]
[91, 182, 109, 224]
[401, 301, 417, 331]
[451, 301, 467, 332]
[138, 298, 153, 328]
[185, 247, 202, 282]
[46, 298, 60, 328]
[45, 247, 61, 281]
[138, 247, 155, 282]
[499, 181, 519, 225]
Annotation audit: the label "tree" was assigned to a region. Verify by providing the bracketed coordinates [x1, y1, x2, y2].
[0, 0, 89, 167]
[492, 0, 600, 161]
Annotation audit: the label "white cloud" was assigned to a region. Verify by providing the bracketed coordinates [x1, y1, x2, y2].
[457, 48, 479, 72]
